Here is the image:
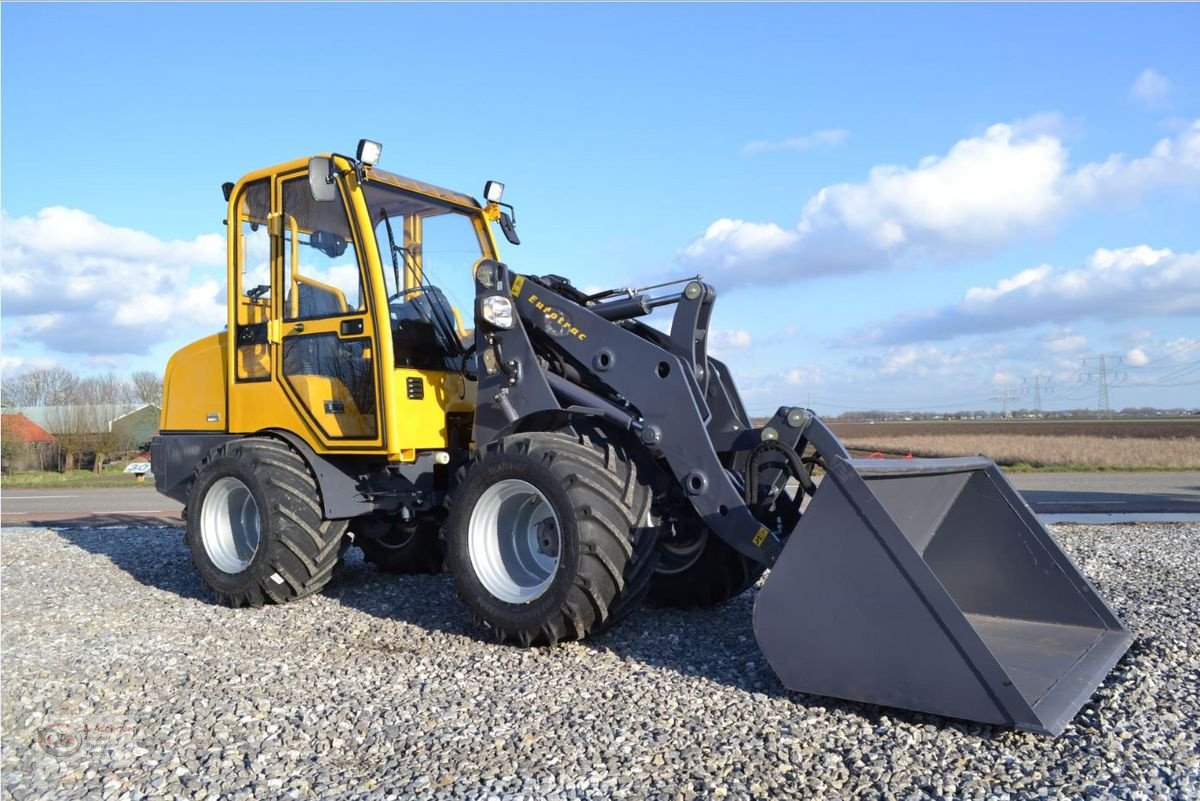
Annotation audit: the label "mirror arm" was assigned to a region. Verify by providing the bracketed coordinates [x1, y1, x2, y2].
[329, 152, 367, 186]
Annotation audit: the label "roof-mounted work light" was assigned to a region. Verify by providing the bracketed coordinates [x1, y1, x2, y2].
[356, 139, 382, 167]
[484, 181, 505, 203]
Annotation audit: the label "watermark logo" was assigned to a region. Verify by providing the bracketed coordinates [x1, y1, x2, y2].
[35, 723, 83, 757]
[33, 716, 138, 757]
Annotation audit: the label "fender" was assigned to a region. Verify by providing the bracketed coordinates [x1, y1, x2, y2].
[263, 429, 444, 520]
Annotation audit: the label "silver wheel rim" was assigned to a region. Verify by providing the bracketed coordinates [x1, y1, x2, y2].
[201, 476, 261, 574]
[468, 479, 561, 603]
[656, 527, 707, 576]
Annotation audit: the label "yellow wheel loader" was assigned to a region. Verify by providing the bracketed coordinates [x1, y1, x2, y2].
[152, 141, 1132, 735]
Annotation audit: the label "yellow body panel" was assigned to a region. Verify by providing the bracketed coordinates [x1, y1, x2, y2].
[162, 152, 498, 461]
[288, 375, 375, 439]
[391, 368, 477, 450]
[161, 333, 228, 431]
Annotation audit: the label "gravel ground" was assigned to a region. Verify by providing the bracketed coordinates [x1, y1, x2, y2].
[2, 522, 1197, 800]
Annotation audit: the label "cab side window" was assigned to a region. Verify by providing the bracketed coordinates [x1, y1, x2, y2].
[281, 177, 364, 321]
[234, 180, 271, 381]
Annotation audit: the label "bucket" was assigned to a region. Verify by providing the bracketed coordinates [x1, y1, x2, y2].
[753, 455, 1132, 735]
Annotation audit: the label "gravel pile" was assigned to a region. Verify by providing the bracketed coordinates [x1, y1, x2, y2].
[2, 522, 1197, 800]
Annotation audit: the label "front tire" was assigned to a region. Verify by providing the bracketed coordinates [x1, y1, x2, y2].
[186, 437, 347, 607]
[444, 432, 657, 646]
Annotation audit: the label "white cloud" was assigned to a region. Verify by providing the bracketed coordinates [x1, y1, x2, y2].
[964, 266, 1052, 304]
[680, 219, 801, 274]
[1043, 329, 1088, 354]
[783, 366, 825, 386]
[1123, 336, 1200, 369]
[1126, 347, 1151, 366]
[844, 245, 1200, 345]
[742, 129, 849, 155]
[0, 354, 58, 374]
[1131, 68, 1172, 108]
[708, 328, 753, 351]
[1067, 123, 1200, 207]
[1, 207, 226, 356]
[856, 342, 1006, 379]
[1160, 337, 1200, 362]
[680, 118, 1200, 285]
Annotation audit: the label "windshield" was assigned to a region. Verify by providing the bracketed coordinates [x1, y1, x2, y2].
[362, 183, 491, 370]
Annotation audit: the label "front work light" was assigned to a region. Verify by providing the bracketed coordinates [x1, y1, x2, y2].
[357, 139, 383, 167]
[484, 181, 505, 203]
[480, 295, 515, 329]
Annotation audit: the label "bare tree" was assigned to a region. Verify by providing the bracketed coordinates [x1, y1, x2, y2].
[80, 374, 137, 405]
[41, 374, 137, 473]
[2, 366, 79, 407]
[131, 370, 163, 406]
[46, 404, 90, 472]
[76, 375, 137, 473]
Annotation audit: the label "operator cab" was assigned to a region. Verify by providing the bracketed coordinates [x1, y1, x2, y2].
[208, 140, 514, 460]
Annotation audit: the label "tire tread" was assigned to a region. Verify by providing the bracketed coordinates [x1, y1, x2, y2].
[186, 437, 347, 608]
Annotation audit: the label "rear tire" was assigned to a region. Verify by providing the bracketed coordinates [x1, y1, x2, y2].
[357, 516, 444, 574]
[444, 431, 657, 646]
[186, 437, 347, 607]
[648, 510, 766, 608]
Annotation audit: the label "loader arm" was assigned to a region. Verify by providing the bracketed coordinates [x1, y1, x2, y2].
[470, 262, 826, 566]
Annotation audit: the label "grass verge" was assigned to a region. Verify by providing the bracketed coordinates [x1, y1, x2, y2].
[841, 434, 1200, 471]
[1, 467, 152, 489]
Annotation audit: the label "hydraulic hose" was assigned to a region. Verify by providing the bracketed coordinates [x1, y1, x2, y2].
[744, 440, 816, 524]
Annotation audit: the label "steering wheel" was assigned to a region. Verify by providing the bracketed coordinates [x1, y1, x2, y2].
[388, 285, 426, 304]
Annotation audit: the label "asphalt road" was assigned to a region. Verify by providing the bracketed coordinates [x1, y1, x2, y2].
[1, 487, 184, 527]
[2, 471, 1198, 527]
[1007, 470, 1200, 518]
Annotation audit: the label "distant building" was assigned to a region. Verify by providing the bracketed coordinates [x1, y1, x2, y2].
[1, 412, 56, 444]
[1, 411, 58, 471]
[17, 403, 161, 448]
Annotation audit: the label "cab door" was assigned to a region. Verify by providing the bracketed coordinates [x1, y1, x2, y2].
[274, 170, 384, 450]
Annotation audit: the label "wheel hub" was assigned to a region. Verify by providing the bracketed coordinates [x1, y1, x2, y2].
[468, 479, 562, 603]
[200, 476, 261, 574]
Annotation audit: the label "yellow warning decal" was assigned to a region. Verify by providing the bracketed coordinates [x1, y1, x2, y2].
[510, 274, 525, 298]
[752, 527, 769, 548]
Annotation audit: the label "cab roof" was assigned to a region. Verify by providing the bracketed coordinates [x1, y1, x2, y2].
[362, 165, 480, 210]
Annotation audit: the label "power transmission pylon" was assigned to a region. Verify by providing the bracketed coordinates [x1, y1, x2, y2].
[1079, 355, 1127, 417]
[1022, 375, 1050, 417]
[991, 387, 1016, 418]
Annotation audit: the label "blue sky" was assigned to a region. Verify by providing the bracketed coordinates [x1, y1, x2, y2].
[3, 2, 1198, 414]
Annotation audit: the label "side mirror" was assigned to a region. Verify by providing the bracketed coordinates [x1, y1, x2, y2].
[499, 211, 521, 246]
[308, 157, 338, 202]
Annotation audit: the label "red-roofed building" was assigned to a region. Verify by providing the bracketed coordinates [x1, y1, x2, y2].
[3, 413, 55, 443]
[1, 411, 58, 472]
